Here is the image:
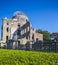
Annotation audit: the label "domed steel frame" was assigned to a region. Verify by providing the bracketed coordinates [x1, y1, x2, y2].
[12, 11, 28, 21]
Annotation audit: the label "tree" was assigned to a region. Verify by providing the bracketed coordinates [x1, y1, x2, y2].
[37, 29, 51, 41]
[43, 30, 51, 41]
[36, 29, 43, 34]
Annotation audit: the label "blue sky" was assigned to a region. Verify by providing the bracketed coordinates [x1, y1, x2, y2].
[0, 0, 58, 39]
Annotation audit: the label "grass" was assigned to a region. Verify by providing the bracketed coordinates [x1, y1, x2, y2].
[0, 49, 58, 65]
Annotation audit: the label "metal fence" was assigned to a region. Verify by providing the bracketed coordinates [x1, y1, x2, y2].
[32, 41, 58, 52]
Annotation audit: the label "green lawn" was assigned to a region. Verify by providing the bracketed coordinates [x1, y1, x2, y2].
[0, 49, 58, 65]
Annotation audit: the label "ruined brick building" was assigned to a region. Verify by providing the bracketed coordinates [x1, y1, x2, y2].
[0, 11, 43, 49]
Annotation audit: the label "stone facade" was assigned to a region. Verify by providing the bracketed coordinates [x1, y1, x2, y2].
[1, 11, 43, 49]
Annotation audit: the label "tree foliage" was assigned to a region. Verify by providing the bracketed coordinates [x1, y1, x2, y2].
[37, 29, 51, 41]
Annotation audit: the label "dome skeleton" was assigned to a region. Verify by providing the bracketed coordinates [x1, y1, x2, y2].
[12, 11, 29, 21]
[13, 11, 26, 16]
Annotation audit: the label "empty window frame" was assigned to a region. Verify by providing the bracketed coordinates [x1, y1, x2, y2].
[7, 22, 9, 25]
[6, 27, 9, 32]
[6, 36, 8, 40]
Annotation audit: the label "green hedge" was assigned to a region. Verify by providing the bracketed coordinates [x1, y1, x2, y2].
[0, 49, 58, 65]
